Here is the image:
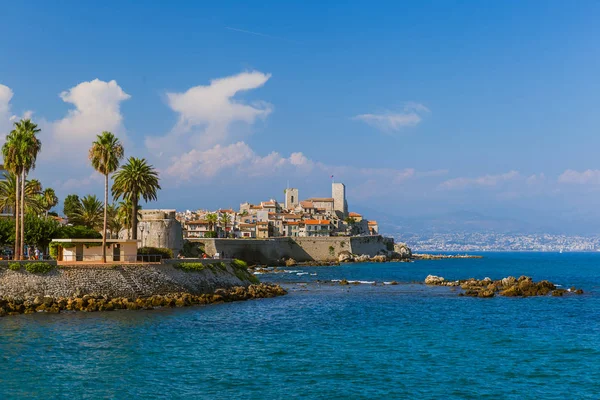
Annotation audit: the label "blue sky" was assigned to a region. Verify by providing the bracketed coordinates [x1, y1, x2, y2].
[1, 1, 600, 230]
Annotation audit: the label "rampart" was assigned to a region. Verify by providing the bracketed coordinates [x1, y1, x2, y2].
[194, 235, 392, 264]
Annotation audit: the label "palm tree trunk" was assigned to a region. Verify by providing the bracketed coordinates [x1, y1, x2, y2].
[132, 193, 138, 241]
[102, 173, 108, 263]
[20, 170, 25, 260]
[14, 172, 20, 260]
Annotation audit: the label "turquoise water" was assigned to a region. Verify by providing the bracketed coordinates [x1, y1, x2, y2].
[1, 253, 599, 399]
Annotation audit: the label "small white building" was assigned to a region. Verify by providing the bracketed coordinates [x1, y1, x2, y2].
[52, 239, 139, 263]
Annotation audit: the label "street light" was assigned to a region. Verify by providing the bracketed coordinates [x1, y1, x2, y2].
[140, 224, 145, 247]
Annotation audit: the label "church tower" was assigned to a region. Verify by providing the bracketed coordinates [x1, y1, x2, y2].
[285, 188, 299, 210]
[332, 182, 347, 218]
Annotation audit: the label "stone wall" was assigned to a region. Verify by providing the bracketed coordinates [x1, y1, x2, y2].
[195, 235, 390, 264]
[0, 261, 252, 299]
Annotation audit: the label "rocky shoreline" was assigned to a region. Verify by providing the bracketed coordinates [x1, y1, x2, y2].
[0, 283, 286, 316]
[425, 275, 584, 297]
[413, 254, 483, 260]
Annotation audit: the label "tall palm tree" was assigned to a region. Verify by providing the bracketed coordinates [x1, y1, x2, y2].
[70, 194, 104, 231]
[2, 119, 41, 259]
[0, 172, 45, 215]
[106, 203, 121, 239]
[89, 132, 124, 262]
[112, 157, 160, 242]
[206, 213, 218, 233]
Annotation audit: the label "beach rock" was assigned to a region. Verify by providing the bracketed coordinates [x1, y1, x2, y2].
[478, 289, 495, 298]
[425, 275, 445, 285]
[338, 251, 353, 263]
[501, 276, 516, 287]
[355, 255, 370, 263]
[339, 279, 349, 285]
[371, 255, 387, 263]
[393, 243, 412, 259]
[285, 258, 297, 267]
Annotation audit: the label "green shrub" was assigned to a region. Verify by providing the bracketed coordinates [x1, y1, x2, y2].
[329, 245, 335, 255]
[174, 262, 206, 272]
[204, 231, 218, 238]
[231, 259, 248, 269]
[8, 262, 20, 271]
[25, 262, 55, 274]
[137, 247, 173, 259]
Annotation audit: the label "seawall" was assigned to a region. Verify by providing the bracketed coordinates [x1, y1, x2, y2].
[0, 260, 256, 299]
[195, 235, 392, 264]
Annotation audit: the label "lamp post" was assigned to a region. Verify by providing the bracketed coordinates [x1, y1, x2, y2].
[140, 224, 145, 247]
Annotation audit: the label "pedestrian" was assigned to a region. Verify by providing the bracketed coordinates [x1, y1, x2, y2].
[35, 248, 40, 260]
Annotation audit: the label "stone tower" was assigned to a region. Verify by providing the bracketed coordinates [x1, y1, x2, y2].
[332, 183, 347, 218]
[285, 188, 299, 210]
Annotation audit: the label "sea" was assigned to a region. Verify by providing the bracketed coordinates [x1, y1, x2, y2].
[1, 252, 599, 399]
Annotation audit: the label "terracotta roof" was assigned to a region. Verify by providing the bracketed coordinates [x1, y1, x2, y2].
[368, 221, 378, 225]
[307, 197, 334, 202]
[218, 209, 235, 214]
[186, 220, 209, 225]
[348, 212, 362, 217]
[300, 201, 315, 209]
[284, 221, 300, 225]
[304, 219, 331, 225]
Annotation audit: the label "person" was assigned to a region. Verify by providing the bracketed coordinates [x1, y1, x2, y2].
[34, 248, 40, 260]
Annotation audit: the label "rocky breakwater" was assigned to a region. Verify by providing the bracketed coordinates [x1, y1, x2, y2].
[425, 274, 584, 298]
[0, 284, 286, 316]
[337, 243, 412, 264]
[0, 260, 286, 317]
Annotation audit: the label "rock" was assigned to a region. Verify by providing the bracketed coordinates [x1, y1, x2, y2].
[575, 289, 584, 295]
[285, 258, 297, 267]
[501, 276, 516, 287]
[393, 243, 412, 259]
[425, 275, 446, 285]
[371, 255, 387, 263]
[499, 286, 521, 297]
[338, 251, 353, 263]
[355, 255, 370, 263]
[339, 279, 349, 285]
[479, 289, 495, 298]
[552, 289, 566, 297]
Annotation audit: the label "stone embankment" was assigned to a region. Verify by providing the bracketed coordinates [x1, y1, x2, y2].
[0, 261, 286, 317]
[425, 274, 584, 298]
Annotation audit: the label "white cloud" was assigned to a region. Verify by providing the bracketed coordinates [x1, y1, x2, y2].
[0, 84, 34, 146]
[146, 71, 272, 154]
[43, 79, 131, 162]
[558, 169, 600, 185]
[353, 102, 430, 132]
[440, 170, 520, 190]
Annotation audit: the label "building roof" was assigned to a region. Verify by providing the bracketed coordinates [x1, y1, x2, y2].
[218, 209, 236, 214]
[368, 221, 378, 225]
[307, 197, 334, 202]
[186, 220, 209, 225]
[256, 221, 270, 225]
[348, 212, 362, 217]
[300, 201, 315, 209]
[304, 219, 331, 225]
[240, 223, 256, 229]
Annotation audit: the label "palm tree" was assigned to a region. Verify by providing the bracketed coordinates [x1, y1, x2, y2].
[106, 203, 122, 239]
[219, 213, 230, 238]
[116, 198, 142, 240]
[41, 188, 58, 216]
[2, 119, 42, 259]
[0, 172, 45, 216]
[206, 213, 218, 233]
[89, 132, 124, 262]
[70, 194, 104, 231]
[112, 157, 160, 242]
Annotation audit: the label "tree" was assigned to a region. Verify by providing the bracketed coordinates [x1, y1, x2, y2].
[206, 213, 218, 233]
[63, 194, 80, 221]
[0, 172, 43, 216]
[106, 203, 122, 239]
[69, 194, 104, 231]
[116, 198, 142, 240]
[112, 157, 160, 242]
[0, 217, 15, 248]
[219, 213, 230, 238]
[41, 188, 58, 216]
[24, 213, 59, 253]
[2, 119, 42, 260]
[89, 132, 124, 263]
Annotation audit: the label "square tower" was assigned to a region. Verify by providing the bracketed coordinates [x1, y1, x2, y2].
[332, 183, 347, 218]
[285, 188, 299, 210]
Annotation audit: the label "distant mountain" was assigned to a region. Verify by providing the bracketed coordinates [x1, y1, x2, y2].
[351, 206, 596, 236]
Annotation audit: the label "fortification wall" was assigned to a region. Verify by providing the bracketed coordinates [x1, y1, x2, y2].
[0, 262, 251, 299]
[195, 236, 389, 264]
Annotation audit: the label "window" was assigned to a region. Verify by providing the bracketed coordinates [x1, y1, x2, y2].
[291, 196, 294, 203]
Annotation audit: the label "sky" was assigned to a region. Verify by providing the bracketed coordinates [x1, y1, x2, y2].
[1, 1, 600, 232]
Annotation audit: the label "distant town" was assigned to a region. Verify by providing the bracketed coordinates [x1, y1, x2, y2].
[397, 232, 600, 252]
[176, 182, 379, 240]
